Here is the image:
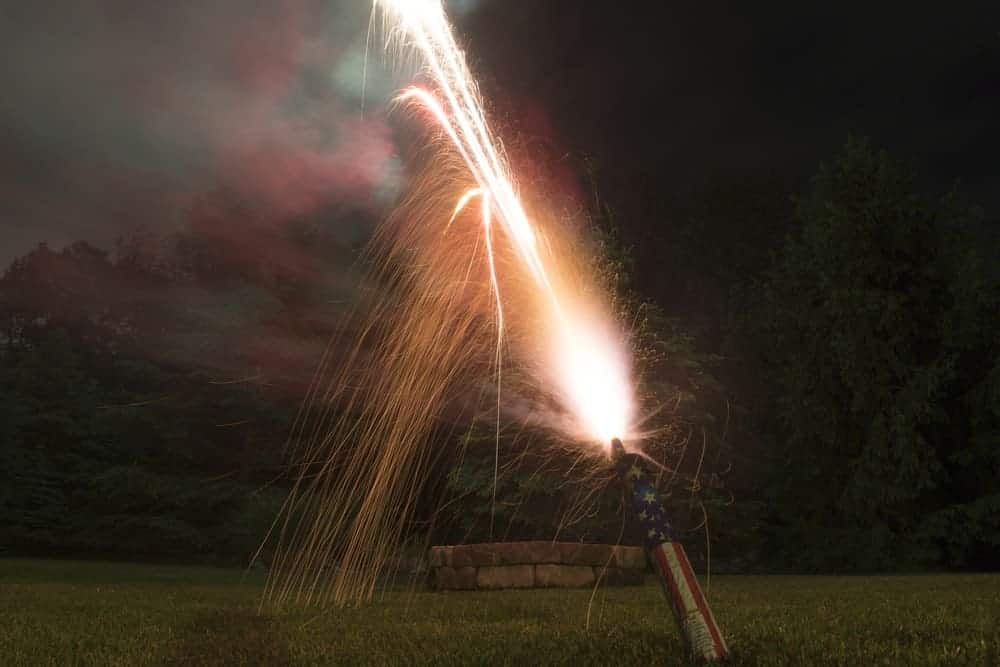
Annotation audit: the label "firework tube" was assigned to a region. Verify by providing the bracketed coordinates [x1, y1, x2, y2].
[610, 438, 730, 662]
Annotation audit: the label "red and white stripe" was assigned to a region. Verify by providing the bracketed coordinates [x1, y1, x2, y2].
[650, 541, 729, 662]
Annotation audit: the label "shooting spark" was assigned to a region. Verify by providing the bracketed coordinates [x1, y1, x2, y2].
[382, 0, 633, 446]
[261, 0, 634, 607]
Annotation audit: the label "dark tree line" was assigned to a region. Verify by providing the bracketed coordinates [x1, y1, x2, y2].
[1, 138, 997, 570]
[751, 139, 999, 570]
[632, 138, 998, 570]
[0, 193, 357, 564]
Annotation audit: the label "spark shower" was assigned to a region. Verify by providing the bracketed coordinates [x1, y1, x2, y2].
[262, 0, 638, 607]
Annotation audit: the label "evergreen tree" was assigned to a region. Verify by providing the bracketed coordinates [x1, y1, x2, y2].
[757, 137, 999, 569]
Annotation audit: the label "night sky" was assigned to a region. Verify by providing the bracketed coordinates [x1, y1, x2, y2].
[1, 1, 997, 271]
[462, 1, 998, 229]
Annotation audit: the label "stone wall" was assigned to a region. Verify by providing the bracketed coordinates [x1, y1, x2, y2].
[428, 542, 645, 590]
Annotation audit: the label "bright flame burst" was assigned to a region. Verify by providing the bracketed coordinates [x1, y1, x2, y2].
[382, 0, 633, 446]
[261, 0, 634, 607]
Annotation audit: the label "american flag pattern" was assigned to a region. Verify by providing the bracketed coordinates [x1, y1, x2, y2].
[615, 449, 730, 662]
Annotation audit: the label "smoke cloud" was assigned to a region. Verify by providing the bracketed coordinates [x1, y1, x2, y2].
[0, 1, 414, 265]
[0, 1, 454, 390]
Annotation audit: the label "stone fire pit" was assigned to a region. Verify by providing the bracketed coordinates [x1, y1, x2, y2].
[428, 542, 646, 590]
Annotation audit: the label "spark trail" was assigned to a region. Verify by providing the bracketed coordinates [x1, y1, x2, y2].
[261, 0, 635, 607]
[382, 0, 633, 445]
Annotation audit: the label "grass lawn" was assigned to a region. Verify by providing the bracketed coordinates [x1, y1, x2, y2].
[0, 558, 997, 665]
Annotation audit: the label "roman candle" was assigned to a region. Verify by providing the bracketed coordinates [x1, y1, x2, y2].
[610, 438, 730, 662]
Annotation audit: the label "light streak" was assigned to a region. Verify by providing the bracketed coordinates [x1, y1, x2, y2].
[380, 0, 633, 446]
[261, 0, 635, 608]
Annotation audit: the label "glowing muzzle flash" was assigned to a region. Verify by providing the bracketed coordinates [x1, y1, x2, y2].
[554, 324, 631, 445]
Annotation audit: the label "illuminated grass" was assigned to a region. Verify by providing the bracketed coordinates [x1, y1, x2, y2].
[1, 559, 997, 665]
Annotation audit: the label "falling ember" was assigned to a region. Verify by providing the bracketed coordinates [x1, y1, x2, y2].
[262, 0, 635, 607]
[380, 0, 634, 445]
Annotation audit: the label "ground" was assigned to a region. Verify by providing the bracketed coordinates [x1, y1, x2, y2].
[1, 559, 997, 665]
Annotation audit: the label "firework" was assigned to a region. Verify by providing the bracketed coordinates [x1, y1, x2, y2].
[262, 0, 634, 608]
[611, 439, 730, 662]
[380, 0, 634, 445]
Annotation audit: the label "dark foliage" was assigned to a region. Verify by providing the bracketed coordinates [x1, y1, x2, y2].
[750, 138, 999, 570]
[1, 139, 996, 572]
[0, 194, 353, 563]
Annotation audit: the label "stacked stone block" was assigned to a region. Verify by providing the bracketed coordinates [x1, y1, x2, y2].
[428, 542, 645, 590]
